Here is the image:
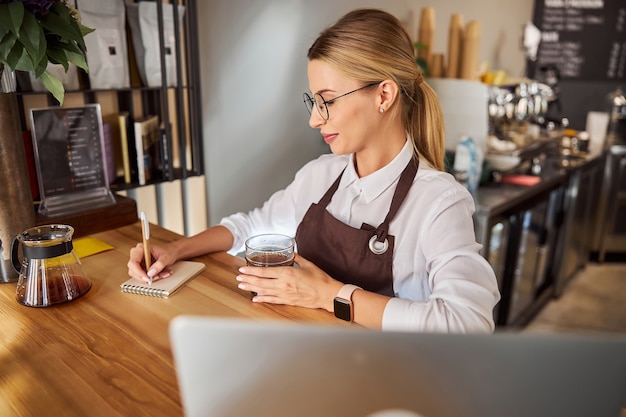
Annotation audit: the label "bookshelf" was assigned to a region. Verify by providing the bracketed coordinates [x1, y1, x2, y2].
[15, 0, 204, 197]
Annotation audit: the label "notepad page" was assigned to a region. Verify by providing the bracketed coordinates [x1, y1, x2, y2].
[120, 261, 206, 298]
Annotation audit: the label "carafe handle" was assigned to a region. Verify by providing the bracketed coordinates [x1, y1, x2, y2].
[10, 236, 22, 273]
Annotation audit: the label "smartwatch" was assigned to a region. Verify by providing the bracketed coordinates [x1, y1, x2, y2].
[333, 284, 362, 322]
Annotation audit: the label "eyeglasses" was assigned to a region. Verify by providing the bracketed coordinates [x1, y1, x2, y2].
[303, 82, 379, 120]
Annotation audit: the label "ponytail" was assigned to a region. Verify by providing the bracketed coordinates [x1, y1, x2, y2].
[406, 79, 445, 171]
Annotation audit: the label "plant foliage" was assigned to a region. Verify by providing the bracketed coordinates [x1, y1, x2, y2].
[413, 41, 428, 75]
[0, 0, 94, 104]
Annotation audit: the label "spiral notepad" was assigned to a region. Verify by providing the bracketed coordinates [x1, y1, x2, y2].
[120, 261, 206, 298]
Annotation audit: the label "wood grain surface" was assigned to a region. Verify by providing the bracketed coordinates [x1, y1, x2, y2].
[0, 222, 347, 417]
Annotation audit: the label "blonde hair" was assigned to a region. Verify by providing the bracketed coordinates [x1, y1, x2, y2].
[308, 8, 445, 171]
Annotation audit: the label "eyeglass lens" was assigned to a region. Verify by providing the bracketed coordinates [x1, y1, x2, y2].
[303, 93, 328, 120]
[303, 82, 378, 121]
[303, 93, 329, 120]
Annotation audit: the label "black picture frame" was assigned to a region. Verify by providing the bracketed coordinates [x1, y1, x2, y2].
[30, 104, 115, 216]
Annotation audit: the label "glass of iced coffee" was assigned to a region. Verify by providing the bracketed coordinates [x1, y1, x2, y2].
[245, 233, 295, 267]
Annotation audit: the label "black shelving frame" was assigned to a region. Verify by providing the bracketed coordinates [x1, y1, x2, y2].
[15, 0, 204, 193]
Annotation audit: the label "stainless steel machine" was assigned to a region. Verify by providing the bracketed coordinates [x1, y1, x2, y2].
[594, 144, 626, 261]
[592, 89, 626, 261]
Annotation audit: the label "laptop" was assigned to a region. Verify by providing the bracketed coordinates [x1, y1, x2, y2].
[169, 316, 626, 417]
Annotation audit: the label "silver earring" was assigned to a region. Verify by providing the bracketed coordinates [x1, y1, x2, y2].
[379, 108, 384, 113]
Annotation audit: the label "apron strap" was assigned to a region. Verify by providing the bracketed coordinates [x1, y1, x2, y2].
[372, 158, 419, 242]
[318, 168, 346, 208]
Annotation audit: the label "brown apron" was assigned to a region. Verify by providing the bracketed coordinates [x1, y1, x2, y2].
[295, 159, 419, 297]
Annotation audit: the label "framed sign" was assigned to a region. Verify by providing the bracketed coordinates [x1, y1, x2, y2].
[527, 0, 626, 81]
[30, 104, 115, 216]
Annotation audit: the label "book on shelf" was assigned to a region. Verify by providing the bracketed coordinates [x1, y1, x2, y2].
[102, 114, 125, 183]
[158, 122, 172, 181]
[118, 112, 138, 184]
[102, 122, 116, 185]
[134, 115, 161, 185]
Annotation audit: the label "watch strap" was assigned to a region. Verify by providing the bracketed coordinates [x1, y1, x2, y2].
[336, 284, 362, 301]
[334, 284, 362, 322]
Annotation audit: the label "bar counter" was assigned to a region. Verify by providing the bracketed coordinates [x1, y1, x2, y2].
[0, 222, 349, 417]
[471, 146, 606, 326]
[474, 147, 604, 221]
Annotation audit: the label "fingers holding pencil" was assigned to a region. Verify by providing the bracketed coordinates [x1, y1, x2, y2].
[127, 243, 174, 282]
[127, 213, 174, 283]
[140, 212, 152, 284]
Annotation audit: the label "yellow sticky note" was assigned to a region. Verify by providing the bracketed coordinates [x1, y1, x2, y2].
[73, 237, 114, 259]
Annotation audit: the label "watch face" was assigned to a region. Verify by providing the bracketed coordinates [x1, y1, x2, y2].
[334, 298, 352, 321]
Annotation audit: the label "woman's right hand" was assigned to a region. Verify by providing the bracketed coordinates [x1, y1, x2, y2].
[127, 242, 176, 283]
[127, 225, 235, 283]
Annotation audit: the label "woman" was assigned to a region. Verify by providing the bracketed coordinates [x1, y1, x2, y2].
[127, 8, 500, 333]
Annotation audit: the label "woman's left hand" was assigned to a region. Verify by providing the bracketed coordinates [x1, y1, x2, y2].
[236, 253, 342, 311]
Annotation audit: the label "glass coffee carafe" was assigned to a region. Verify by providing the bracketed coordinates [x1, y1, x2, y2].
[11, 224, 91, 307]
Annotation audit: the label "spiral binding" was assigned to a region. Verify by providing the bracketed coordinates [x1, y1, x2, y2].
[121, 284, 168, 298]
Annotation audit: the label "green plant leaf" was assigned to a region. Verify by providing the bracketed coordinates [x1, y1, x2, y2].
[45, 47, 68, 71]
[0, 2, 25, 36]
[0, 19, 11, 41]
[65, 49, 88, 72]
[416, 57, 428, 75]
[33, 55, 47, 78]
[79, 22, 95, 38]
[47, 35, 82, 54]
[39, 70, 65, 105]
[46, 37, 88, 71]
[17, 12, 46, 69]
[0, 32, 18, 67]
[0, 2, 92, 103]
[10, 45, 35, 71]
[42, 3, 86, 50]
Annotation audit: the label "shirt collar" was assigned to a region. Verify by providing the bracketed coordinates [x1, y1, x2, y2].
[340, 137, 414, 204]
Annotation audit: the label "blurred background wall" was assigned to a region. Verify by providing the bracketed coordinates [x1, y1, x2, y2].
[197, 0, 536, 225]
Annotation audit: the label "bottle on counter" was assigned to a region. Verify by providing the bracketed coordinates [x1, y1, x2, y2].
[607, 88, 626, 146]
[561, 128, 577, 151]
[572, 131, 590, 153]
[561, 129, 590, 154]
[453, 136, 481, 193]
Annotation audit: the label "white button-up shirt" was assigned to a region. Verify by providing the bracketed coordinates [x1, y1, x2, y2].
[221, 140, 500, 333]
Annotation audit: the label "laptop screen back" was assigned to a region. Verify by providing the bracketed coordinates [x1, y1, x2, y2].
[170, 316, 626, 417]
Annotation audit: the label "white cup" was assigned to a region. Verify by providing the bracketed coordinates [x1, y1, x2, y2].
[585, 111, 610, 153]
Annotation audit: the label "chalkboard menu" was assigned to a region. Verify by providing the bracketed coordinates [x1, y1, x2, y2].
[30, 104, 115, 216]
[527, 0, 626, 81]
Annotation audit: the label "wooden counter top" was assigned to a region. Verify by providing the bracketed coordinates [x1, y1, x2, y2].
[0, 223, 347, 417]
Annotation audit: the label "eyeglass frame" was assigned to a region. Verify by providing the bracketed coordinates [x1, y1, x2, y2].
[303, 81, 380, 120]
